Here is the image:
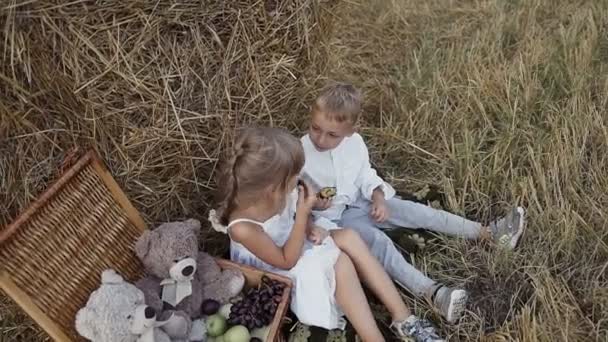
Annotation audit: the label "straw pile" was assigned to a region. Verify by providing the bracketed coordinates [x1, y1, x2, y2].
[1, 0, 326, 226]
[1, 0, 327, 339]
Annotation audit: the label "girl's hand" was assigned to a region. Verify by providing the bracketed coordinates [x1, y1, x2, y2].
[297, 180, 317, 213]
[313, 197, 332, 211]
[307, 226, 329, 245]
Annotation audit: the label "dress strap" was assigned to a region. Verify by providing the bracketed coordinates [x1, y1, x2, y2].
[227, 218, 264, 228]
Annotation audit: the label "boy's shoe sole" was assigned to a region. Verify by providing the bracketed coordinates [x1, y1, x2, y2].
[444, 289, 468, 323]
[509, 207, 526, 249]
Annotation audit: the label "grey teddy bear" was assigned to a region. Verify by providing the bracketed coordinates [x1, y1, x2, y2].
[135, 219, 245, 340]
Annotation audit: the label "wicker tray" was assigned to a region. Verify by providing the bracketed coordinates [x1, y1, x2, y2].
[0, 150, 290, 341]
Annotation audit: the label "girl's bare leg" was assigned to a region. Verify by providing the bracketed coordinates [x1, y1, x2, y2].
[331, 229, 410, 322]
[334, 252, 385, 342]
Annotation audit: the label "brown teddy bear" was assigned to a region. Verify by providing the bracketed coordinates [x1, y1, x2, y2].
[134, 219, 245, 341]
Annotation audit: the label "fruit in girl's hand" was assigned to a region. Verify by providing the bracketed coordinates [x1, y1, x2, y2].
[206, 314, 228, 337]
[223, 325, 250, 342]
[219, 303, 233, 319]
[319, 187, 337, 199]
[202, 299, 221, 315]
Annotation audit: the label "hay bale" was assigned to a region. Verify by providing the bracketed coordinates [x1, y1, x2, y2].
[0, 0, 328, 340]
[1, 0, 324, 228]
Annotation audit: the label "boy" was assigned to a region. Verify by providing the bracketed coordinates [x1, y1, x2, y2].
[300, 82, 526, 323]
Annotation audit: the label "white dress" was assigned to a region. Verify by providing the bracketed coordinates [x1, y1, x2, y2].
[228, 191, 344, 330]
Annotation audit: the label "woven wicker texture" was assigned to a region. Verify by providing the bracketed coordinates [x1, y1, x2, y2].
[0, 163, 143, 339]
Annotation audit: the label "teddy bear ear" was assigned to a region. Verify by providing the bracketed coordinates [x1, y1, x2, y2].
[185, 219, 201, 235]
[101, 269, 124, 284]
[135, 230, 153, 260]
[75, 307, 99, 340]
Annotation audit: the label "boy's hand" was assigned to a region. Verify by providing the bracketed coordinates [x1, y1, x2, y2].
[313, 197, 332, 211]
[371, 199, 389, 222]
[307, 226, 329, 245]
[371, 188, 389, 223]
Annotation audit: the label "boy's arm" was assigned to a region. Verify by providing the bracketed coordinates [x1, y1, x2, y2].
[372, 187, 385, 202]
[354, 136, 396, 201]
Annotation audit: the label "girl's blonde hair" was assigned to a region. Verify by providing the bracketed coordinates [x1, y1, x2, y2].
[214, 126, 304, 226]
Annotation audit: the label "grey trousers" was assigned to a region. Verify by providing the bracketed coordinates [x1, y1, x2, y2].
[338, 197, 482, 297]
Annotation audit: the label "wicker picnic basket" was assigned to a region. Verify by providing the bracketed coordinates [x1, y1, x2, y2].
[0, 150, 291, 341]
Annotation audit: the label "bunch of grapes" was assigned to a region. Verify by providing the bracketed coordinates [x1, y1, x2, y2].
[227, 275, 286, 330]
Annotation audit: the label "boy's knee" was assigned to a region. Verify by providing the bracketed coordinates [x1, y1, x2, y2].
[370, 231, 395, 252]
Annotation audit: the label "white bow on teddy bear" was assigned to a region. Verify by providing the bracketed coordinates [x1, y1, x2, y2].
[159, 258, 197, 307]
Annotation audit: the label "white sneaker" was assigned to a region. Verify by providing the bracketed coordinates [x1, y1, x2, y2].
[391, 315, 445, 342]
[433, 286, 468, 323]
[489, 206, 526, 249]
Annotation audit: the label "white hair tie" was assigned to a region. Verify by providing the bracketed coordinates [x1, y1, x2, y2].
[208, 209, 228, 234]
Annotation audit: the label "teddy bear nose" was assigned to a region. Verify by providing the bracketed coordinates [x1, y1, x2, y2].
[144, 306, 155, 319]
[182, 265, 194, 276]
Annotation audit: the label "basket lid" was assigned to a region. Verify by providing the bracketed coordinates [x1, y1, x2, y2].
[0, 150, 147, 341]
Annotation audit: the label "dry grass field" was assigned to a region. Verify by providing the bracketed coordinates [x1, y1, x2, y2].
[2, 0, 607, 341]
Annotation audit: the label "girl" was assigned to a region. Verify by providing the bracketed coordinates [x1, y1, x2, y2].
[209, 127, 444, 342]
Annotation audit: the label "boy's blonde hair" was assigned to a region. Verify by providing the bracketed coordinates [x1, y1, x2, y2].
[312, 82, 362, 123]
[215, 126, 304, 225]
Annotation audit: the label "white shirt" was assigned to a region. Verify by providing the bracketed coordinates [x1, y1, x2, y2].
[301, 150, 349, 221]
[305, 150, 336, 189]
[300, 133, 396, 221]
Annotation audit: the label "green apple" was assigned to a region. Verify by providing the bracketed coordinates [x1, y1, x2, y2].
[223, 325, 250, 342]
[206, 314, 228, 337]
[250, 326, 270, 340]
[218, 303, 233, 320]
[215, 336, 226, 342]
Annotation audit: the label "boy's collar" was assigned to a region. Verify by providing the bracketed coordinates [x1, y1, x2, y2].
[329, 132, 353, 153]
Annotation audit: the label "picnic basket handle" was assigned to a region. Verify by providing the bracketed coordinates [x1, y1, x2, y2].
[60, 146, 83, 174]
